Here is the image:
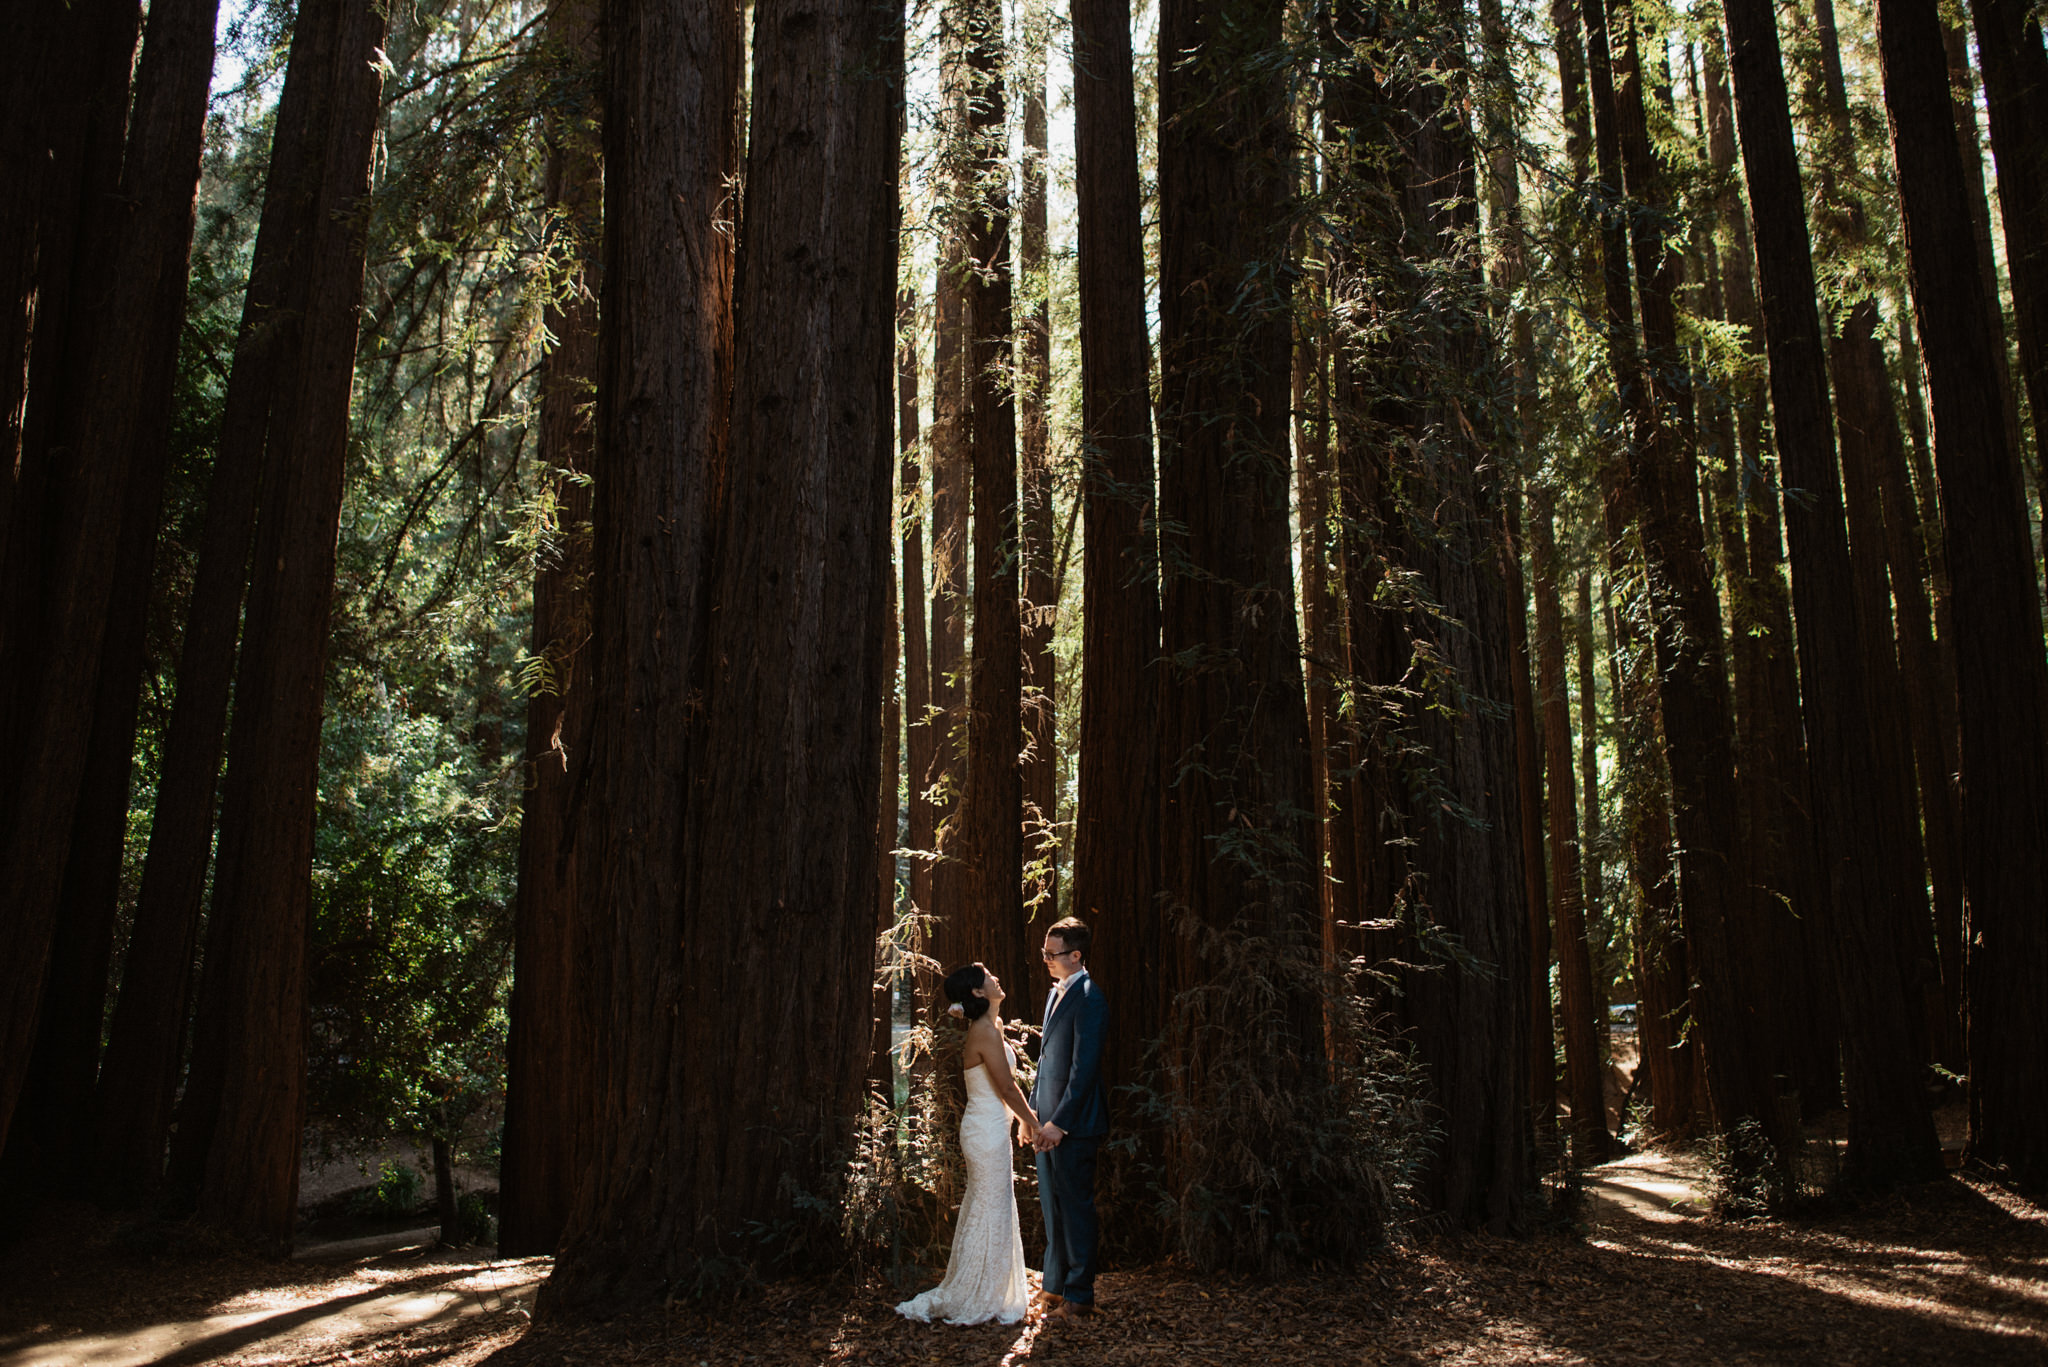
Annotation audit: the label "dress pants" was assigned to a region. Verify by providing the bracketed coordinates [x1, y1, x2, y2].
[1035, 1135, 1101, 1305]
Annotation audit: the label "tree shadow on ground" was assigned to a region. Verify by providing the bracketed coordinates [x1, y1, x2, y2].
[0, 1202, 537, 1367]
[480, 1171, 2046, 1367]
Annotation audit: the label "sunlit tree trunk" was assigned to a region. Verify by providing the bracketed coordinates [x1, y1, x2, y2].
[1019, 0, 1059, 923]
[900, 289, 936, 941]
[501, 0, 602, 1256]
[923, 6, 971, 986]
[535, 0, 741, 1303]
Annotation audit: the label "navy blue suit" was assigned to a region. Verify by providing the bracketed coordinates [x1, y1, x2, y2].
[1032, 969, 1107, 1304]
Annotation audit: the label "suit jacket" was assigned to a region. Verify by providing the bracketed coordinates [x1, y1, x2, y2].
[1032, 969, 1109, 1138]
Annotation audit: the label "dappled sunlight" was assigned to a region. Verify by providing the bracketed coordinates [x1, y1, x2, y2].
[0, 1241, 543, 1367]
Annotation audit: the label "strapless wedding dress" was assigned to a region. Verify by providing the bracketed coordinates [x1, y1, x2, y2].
[895, 1045, 1030, 1325]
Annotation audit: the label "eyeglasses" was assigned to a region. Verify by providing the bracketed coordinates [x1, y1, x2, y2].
[1041, 947, 1078, 960]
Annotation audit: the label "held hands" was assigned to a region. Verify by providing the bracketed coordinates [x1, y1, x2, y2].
[1032, 1122, 1065, 1153]
[1016, 1117, 1040, 1148]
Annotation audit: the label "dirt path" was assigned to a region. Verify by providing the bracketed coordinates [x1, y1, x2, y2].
[0, 1218, 540, 1367]
[4, 1159, 2044, 1365]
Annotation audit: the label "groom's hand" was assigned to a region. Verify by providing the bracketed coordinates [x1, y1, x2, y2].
[1035, 1122, 1065, 1152]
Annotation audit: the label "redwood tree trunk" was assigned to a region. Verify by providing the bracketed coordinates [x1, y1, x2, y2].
[1070, 0, 1162, 1098]
[1702, 26, 1841, 1113]
[900, 291, 935, 940]
[543, 0, 902, 1303]
[0, 0, 136, 691]
[1532, 492, 1607, 1161]
[957, 0, 1030, 1002]
[1724, 0, 1941, 1184]
[1018, 1, 1059, 923]
[10, 0, 222, 1193]
[0, 0, 141, 1157]
[1323, 0, 1533, 1231]
[1590, 0, 1788, 1163]
[168, 0, 389, 1250]
[1877, 0, 2048, 1189]
[685, 0, 901, 1265]
[1157, 0, 1328, 1262]
[1807, 0, 1949, 1074]
[531, 0, 741, 1302]
[93, 0, 324, 1203]
[500, 0, 602, 1256]
[923, 10, 971, 977]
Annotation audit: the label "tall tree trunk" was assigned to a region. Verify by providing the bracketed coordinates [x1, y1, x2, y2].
[4, 0, 221, 1191]
[1876, 0, 2048, 1189]
[0, 0, 142, 1158]
[1018, 0, 1059, 924]
[530, 0, 742, 1302]
[1070, 0, 1162, 1099]
[1478, 0, 1555, 1147]
[923, 6, 972, 982]
[92, 0, 332, 1203]
[1324, 0, 1533, 1231]
[1158, 0, 1331, 1262]
[1294, 251, 1338, 998]
[500, 0, 602, 1256]
[1724, 0, 1942, 1184]
[1700, 23, 1840, 1117]
[1532, 492, 1607, 1161]
[945, 0, 1029, 1004]
[0, 0, 136, 691]
[874, 346, 907, 1102]
[683, 0, 901, 1267]
[1805, 0, 1949, 1077]
[166, 0, 389, 1249]
[1573, 575, 1602, 935]
[900, 290, 936, 939]
[1938, 26, 2030, 475]
[1588, 0, 1784, 1159]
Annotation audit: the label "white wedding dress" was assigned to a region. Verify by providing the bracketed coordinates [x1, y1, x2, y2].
[895, 1044, 1030, 1325]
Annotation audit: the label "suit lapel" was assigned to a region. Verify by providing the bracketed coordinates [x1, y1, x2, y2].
[1045, 970, 1086, 1032]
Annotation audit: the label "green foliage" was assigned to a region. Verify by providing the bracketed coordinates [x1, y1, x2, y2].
[308, 699, 515, 1163]
[354, 1160, 427, 1219]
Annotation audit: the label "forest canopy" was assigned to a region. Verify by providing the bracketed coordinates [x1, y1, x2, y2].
[1, 0, 2044, 1314]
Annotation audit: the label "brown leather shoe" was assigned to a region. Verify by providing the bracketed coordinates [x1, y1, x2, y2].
[1030, 1290, 1062, 1313]
[1049, 1301, 1094, 1322]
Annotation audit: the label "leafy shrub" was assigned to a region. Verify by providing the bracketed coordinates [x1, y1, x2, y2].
[457, 1190, 495, 1244]
[355, 1161, 425, 1219]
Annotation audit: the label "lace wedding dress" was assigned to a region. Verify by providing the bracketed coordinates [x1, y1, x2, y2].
[895, 1044, 1030, 1325]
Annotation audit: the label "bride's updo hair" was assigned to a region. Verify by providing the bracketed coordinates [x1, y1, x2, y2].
[942, 964, 990, 1022]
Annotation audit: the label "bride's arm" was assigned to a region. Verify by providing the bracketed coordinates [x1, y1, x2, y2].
[980, 1030, 1040, 1139]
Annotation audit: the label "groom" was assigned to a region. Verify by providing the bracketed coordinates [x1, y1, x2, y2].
[1031, 916, 1107, 1321]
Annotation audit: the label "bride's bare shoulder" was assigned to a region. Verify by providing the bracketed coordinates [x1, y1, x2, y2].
[963, 1014, 1001, 1066]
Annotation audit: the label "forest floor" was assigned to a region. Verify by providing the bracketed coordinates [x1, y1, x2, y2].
[3, 1150, 2045, 1367]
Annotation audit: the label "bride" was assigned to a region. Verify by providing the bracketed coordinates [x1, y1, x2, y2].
[895, 963, 1040, 1326]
